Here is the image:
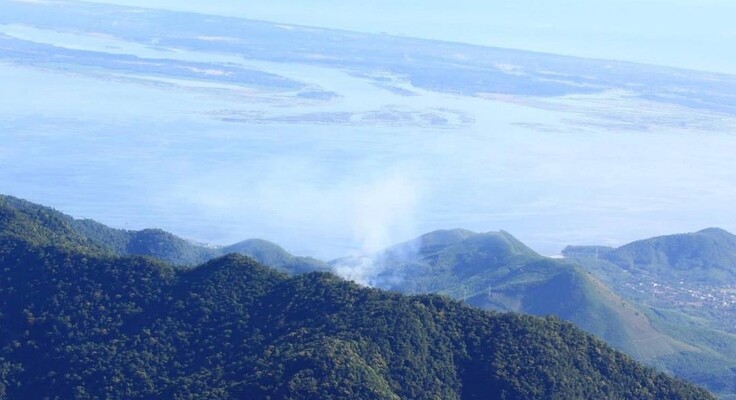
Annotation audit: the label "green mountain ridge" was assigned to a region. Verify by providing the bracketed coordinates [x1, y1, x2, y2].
[336, 227, 736, 397]
[222, 239, 328, 275]
[0, 194, 728, 398]
[344, 229, 693, 362]
[564, 228, 736, 398]
[0, 225, 713, 398]
[0, 194, 328, 274]
[564, 228, 736, 281]
[608, 228, 736, 282]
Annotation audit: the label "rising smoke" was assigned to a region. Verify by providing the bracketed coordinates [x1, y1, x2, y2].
[332, 171, 422, 285]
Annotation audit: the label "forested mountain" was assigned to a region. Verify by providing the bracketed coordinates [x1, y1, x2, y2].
[221, 239, 328, 275]
[334, 229, 692, 361]
[1, 195, 728, 398]
[562, 228, 736, 330]
[0, 225, 713, 398]
[565, 228, 736, 398]
[564, 228, 736, 283]
[332, 228, 736, 398]
[0, 195, 328, 273]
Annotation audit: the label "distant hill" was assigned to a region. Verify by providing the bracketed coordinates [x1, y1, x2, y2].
[0, 194, 328, 274]
[564, 228, 736, 398]
[562, 227, 736, 296]
[221, 239, 329, 275]
[0, 226, 713, 398]
[332, 229, 691, 361]
[334, 228, 736, 398]
[0, 195, 727, 398]
[605, 228, 736, 282]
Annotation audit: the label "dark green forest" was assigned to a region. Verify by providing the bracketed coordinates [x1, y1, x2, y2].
[0, 195, 328, 273]
[0, 195, 714, 399]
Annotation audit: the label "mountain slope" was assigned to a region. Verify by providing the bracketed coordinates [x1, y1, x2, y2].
[562, 228, 736, 314]
[0, 233, 713, 399]
[221, 239, 330, 274]
[606, 228, 736, 282]
[336, 229, 690, 361]
[0, 195, 723, 397]
[0, 195, 109, 253]
[564, 228, 736, 398]
[564, 228, 736, 281]
[0, 194, 328, 273]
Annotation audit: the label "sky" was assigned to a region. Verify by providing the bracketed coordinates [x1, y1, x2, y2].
[81, 0, 736, 74]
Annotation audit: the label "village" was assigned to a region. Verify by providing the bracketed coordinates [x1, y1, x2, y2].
[617, 275, 736, 330]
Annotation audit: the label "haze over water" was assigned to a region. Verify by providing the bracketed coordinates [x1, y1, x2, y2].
[1, 0, 735, 258]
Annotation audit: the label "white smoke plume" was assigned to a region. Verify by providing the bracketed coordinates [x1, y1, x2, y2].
[332, 172, 421, 286]
[351, 173, 419, 255]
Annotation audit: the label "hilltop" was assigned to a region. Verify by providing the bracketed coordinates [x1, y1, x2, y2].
[0, 194, 328, 274]
[565, 228, 736, 397]
[0, 194, 727, 398]
[0, 212, 713, 399]
[335, 229, 692, 361]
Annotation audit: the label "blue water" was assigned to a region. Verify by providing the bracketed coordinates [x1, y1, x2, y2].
[1, 6, 735, 259]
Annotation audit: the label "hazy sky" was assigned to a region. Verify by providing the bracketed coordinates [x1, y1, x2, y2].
[81, 0, 736, 74]
[3, 0, 735, 258]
